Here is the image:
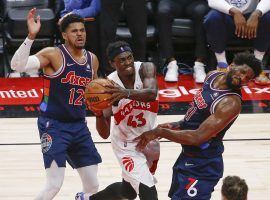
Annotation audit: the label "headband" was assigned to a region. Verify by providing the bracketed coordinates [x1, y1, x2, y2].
[108, 45, 133, 60]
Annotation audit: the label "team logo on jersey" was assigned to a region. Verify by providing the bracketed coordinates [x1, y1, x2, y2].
[213, 92, 219, 97]
[122, 156, 134, 172]
[40, 133, 52, 153]
[86, 64, 91, 71]
[230, 0, 247, 8]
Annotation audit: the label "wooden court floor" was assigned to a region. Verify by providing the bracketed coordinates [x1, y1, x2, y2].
[0, 114, 270, 199]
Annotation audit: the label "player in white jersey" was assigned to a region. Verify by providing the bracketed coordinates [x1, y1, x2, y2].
[76, 41, 160, 200]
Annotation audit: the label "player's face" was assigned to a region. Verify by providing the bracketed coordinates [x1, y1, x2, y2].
[111, 51, 135, 76]
[62, 22, 86, 49]
[226, 64, 255, 89]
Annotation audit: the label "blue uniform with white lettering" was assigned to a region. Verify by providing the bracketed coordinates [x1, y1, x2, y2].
[38, 44, 101, 168]
[169, 72, 241, 200]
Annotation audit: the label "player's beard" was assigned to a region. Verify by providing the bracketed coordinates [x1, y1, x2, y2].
[226, 72, 241, 90]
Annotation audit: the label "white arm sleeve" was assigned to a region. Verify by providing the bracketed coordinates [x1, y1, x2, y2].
[256, 0, 270, 15]
[10, 37, 41, 73]
[208, 0, 234, 15]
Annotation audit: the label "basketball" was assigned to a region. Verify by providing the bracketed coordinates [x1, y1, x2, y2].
[85, 79, 112, 110]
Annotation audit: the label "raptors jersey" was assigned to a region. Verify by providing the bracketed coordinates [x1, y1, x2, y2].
[107, 62, 159, 142]
[39, 44, 93, 122]
[181, 71, 242, 158]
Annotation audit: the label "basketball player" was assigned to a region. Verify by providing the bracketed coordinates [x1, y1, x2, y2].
[135, 51, 262, 199]
[77, 41, 160, 200]
[10, 8, 101, 199]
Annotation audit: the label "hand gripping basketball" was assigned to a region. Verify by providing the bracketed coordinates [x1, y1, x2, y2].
[85, 78, 113, 110]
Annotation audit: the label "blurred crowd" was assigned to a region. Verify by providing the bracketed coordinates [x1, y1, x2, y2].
[1, 0, 270, 85]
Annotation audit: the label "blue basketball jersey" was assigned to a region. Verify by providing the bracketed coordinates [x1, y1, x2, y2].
[181, 71, 242, 158]
[39, 44, 93, 122]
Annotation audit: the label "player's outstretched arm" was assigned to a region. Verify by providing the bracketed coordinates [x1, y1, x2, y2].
[10, 8, 46, 73]
[136, 95, 242, 150]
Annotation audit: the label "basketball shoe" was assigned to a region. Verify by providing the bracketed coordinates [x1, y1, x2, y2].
[75, 192, 88, 200]
[165, 60, 179, 82]
[193, 61, 206, 83]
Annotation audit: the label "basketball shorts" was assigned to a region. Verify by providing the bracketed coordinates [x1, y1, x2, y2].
[37, 116, 102, 169]
[168, 154, 223, 199]
[111, 136, 160, 193]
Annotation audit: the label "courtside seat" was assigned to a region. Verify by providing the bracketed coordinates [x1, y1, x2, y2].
[115, 0, 158, 52]
[5, 8, 55, 50]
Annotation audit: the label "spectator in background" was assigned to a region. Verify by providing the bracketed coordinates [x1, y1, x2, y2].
[59, 0, 101, 56]
[156, 0, 209, 83]
[221, 176, 248, 200]
[204, 0, 270, 84]
[48, 0, 64, 20]
[99, 0, 147, 76]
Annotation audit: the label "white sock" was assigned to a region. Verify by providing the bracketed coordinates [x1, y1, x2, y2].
[254, 49, 265, 61]
[194, 61, 204, 68]
[215, 51, 227, 64]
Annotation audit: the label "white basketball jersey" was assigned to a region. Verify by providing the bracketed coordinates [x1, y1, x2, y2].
[107, 62, 159, 142]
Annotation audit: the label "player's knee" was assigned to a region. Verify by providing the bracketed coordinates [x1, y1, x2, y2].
[121, 180, 137, 199]
[138, 183, 158, 200]
[46, 184, 61, 197]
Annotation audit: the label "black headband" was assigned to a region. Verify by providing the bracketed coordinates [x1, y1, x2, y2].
[108, 45, 133, 60]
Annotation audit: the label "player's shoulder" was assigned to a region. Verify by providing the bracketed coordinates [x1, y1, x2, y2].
[139, 62, 156, 75]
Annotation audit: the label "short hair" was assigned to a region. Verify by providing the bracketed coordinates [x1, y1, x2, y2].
[232, 51, 262, 77]
[59, 14, 85, 32]
[106, 40, 132, 61]
[221, 176, 248, 200]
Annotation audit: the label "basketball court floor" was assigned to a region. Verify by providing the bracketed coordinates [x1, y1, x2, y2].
[1, 75, 270, 199]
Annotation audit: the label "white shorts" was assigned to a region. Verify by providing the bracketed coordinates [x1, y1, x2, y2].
[111, 137, 160, 193]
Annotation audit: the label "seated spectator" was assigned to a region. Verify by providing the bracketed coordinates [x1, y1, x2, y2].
[59, 0, 101, 55]
[204, 0, 270, 84]
[99, 0, 147, 76]
[156, 0, 209, 83]
[221, 176, 248, 200]
[60, 0, 100, 19]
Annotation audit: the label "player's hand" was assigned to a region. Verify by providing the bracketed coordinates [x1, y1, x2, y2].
[103, 80, 128, 105]
[27, 8, 41, 40]
[134, 128, 160, 151]
[85, 100, 103, 117]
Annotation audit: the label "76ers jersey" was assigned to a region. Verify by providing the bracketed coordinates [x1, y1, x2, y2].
[181, 71, 242, 158]
[107, 62, 159, 142]
[39, 44, 93, 122]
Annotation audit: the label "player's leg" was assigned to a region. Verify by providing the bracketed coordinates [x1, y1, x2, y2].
[112, 139, 159, 200]
[36, 116, 71, 199]
[169, 173, 219, 200]
[70, 123, 102, 199]
[75, 165, 99, 199]
[34, 161, 65, 200]
[89, 179, 137, 200]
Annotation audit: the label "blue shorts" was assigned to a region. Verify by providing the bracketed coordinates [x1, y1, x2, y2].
[168, 154, 223, 199]
[37, 116, 102, 169]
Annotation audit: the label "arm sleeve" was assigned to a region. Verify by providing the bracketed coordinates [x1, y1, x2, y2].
[72, 0, 101, 18]
[208, 0, 235, 14]
[256, 0, 270, 15]
[10, 37, 40, 73]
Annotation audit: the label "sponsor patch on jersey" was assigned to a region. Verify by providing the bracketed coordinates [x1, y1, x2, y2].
[122, 156, 134, 172]
[40, 133, 53, 153]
